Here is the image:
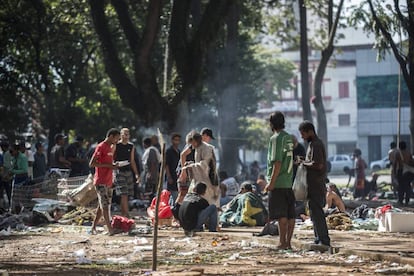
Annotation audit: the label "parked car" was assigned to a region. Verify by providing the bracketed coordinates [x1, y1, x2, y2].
[327, 154, 353, 174]
[370, 157, 390, 171]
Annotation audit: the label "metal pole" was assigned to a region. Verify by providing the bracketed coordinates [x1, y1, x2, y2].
[397, 68, 401, 146]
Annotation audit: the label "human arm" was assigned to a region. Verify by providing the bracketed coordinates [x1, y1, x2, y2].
[130, 146, 140, 182]
[324, 192, 332, 210]
[183, 145, 211, 172]
[180, 145, 192, 167]
[265, 161, 281, 192]
[89, 147, 118, 169]
[58, 148, 71, 167]
[303, 143, 325, 171]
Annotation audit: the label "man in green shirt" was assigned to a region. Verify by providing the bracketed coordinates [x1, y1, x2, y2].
[10, 144, 29, 185]
[265, 111, 295, 250]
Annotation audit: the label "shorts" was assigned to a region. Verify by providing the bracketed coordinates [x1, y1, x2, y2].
[268, 188, 296, 220]
[95, 185, 113, 209]
[115, 170, 134, 196]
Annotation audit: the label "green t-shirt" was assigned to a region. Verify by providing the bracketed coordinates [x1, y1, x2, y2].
[266, 130, 294, 189]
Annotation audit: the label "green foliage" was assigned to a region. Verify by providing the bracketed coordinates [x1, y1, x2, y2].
[239, 117, 272, 151]
[253, 47, 295, 102]
[348, 1, 408, 61]
[0, 0, 137, 143]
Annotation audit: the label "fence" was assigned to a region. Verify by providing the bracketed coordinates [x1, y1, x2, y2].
[10, 172, 92, 211]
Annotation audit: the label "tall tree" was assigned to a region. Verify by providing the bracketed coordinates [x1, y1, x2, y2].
[0, 0, 136, 146]
[89, 0, 233, 129]
[299, 0, 312, 121]
[310, 0, 345, 147]
[350, 0, 414, 150]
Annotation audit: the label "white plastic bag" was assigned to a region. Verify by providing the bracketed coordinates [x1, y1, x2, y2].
[293, 164, 308, 201]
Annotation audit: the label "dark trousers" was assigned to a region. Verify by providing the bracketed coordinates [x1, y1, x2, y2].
[308, 192, 330, 246]
[0, 180, 12, 204]
[398, 172, 413, 204]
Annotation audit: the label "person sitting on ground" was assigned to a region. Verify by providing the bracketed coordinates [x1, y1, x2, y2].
[364, 173, 379, 199]
[178, 182, 218, 236]
[220, 181, 268, 227]
[256, 174, 267, 194]
[219, 171, 239, 206]
[325, 183, 346, 214]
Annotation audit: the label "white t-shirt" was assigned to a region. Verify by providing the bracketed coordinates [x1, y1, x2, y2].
[222, 177, 239, 197]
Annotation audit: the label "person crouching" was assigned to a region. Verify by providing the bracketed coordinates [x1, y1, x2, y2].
[178, 182, 218, 237]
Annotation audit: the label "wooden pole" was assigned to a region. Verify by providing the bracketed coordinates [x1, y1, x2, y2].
[152, 129, 166, 271]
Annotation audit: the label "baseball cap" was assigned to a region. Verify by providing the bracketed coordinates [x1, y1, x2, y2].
[54, 133, 67, 142]
[201, 128, 215, 140]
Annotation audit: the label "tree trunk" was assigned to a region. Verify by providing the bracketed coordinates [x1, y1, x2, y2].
[313, 47, 332, 148]
[299, 0, 312, 122]
[217, 2, 240, 176]
[312, 0, 343, 149]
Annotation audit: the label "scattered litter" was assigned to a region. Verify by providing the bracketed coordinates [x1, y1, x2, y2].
[240, 240, 250, 247]
[375, 264, 414, 274]
[133, 245, 153, 252]
[177, 250, 198, 256]
[74, 249, 91, 264]
[128, 226, 152, 236]
[228, 253, 240, 260]
[0, 226, 11, 236]
[345, 255, 360, 263]
[98, 257, 130, 265]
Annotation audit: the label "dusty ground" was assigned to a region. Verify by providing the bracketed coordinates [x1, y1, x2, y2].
[0, 223, 413, 276]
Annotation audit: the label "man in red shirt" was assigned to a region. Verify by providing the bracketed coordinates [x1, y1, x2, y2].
[90, 128, 121, 235]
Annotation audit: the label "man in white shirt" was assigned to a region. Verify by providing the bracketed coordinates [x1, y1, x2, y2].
[219, 171, 239, 206]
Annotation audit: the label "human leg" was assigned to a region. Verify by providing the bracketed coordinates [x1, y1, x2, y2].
[91, 206, 102, 234]
[398, 174, 405, 204]
[287, 218, 295, 249]
[94, 185, 114, 234]
[196, 204, 218, 232]
[277, 217, 288, 249]
[308, 193, 330, 246]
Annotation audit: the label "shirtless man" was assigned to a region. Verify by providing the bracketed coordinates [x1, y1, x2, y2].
[325, 184, 346, 213]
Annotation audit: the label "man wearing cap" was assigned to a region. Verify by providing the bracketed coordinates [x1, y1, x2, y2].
[49, 134, 71, 169]
[65, 135, 87, 177]
[200, 128, 219, 187]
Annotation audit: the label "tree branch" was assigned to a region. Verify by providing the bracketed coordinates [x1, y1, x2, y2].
[169, 0, 191, 82]
[110, 0, 140, 51]
[136, 0, 164, 71]
[89, 0, 142, 111]
[327, 0, 344, 49]
[171, 0, 233, 106]
[367, 0, 410, 84]
[393, 0, 411, 35]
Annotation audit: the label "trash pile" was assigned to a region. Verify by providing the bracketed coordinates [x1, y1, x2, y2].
[326, 213, 352, 231]
[58, 207, 95, 226]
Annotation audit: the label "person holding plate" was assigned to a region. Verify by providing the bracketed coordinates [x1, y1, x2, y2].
[114, 128, 140, 218]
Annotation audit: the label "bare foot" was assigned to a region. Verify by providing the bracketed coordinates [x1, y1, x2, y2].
[277, 244, 288, 250]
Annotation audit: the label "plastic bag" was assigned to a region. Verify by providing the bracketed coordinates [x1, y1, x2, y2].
[292, 164, 307, 201]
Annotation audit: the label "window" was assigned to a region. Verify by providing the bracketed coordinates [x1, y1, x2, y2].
[338, 114, 350, 126]
[339, 81, 349, 98]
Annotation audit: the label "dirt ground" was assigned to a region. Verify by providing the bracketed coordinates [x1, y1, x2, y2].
[1, 223, 413, 276]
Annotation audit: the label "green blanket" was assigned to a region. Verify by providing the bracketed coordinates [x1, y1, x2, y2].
[220, 192, 268, 226]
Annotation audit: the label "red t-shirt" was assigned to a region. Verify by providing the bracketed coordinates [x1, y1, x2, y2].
[93, 141, 114, 187]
